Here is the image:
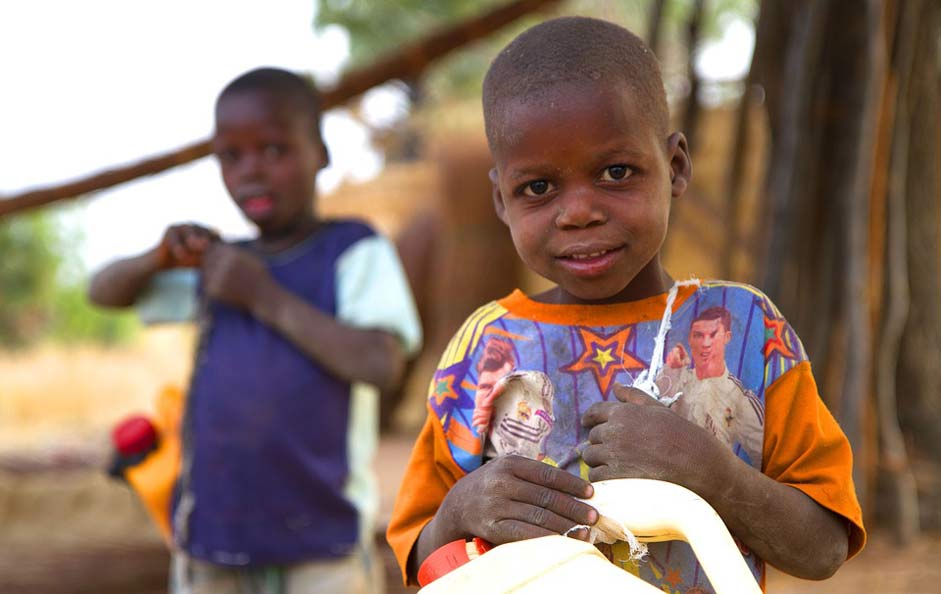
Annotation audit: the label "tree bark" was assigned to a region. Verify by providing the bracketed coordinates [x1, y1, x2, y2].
[896, 0, 941, 529]
[682, 0, 707, 150]
[875, 0, 920, 544]
[645, 0, 668, 56]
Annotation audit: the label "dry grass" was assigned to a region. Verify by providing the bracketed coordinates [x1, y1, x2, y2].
[0, 325, 195, 452]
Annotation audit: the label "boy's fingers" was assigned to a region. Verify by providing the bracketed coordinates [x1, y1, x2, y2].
[586, 464, 620, 483]
[499, 501, 594, 540]
[486, 519, 564, 546]
[581, 444, 617, 471]
[612, 384, 651, 404]
[581, 401, 620, 428]
[506, 456, 594, 499]
[587, 423, 607, 445]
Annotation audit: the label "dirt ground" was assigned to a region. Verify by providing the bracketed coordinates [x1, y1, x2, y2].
[767, 532, 941, 593]
[379, 435, 941, 594]
[1, 435, 937, 593]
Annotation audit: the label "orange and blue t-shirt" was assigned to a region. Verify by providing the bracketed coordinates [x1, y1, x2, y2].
[386, 281, 865, 593]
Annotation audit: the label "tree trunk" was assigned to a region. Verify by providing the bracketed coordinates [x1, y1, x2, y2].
[875, 0, 920, 544]
[896, 0, 941, 530]
[645, 0, 668, 56]
[682, 0, 707, 150]
[755, 0, 885, 508]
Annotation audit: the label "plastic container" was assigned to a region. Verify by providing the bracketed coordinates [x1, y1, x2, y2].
[418, 478, 762, 594]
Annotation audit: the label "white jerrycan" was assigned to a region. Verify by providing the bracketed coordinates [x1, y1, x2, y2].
[418, 478, 763, 594]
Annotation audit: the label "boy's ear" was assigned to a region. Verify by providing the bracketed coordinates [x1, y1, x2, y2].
[489, 167, 509, 225]
[667, 132, 692, 198]
[318, 142, 331, 171]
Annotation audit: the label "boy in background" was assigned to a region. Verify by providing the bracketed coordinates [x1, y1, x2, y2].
[90, 67, 421, 594]
[387, 17, 864, 593]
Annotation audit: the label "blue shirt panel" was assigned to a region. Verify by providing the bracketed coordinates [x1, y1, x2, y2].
[181, 220, 375, 565]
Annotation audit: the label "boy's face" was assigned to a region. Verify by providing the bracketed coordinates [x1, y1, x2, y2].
[490, 83, 690, 304]
[212, 90, 326, 235]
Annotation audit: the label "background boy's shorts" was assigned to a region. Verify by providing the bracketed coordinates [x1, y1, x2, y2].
[169, 546, 384, 594]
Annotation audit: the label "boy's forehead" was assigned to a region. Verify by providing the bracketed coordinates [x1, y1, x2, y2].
[489, 82, 661, 163]
[215, 90, 312, 129]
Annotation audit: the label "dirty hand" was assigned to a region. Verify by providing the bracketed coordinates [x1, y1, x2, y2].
[156, 224, 219, 269]
[437, 455, 598, 546]
[580, 385, 718, 485]
[200, 243, 272, 310]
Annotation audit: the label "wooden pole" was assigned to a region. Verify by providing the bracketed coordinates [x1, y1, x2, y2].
[645, 0, 667, 55]
[0, 0, 562, 219]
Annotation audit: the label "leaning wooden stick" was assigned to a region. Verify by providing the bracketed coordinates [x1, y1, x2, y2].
[0, 0, 562, 219]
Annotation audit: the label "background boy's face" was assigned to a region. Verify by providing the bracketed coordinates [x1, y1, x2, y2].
[490, 83, 687, 304]
[212, 90, 325, 235]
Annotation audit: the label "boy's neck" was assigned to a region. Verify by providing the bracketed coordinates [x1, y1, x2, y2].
[254, 216, 322, 254]
[535, 266, 675, 306]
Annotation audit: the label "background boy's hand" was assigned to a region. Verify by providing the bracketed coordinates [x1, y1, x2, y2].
[580, 385, 720, 486]
[156, 224, 219, 269]
[437, 455, 598, 546]
[201, 243, 272, 311]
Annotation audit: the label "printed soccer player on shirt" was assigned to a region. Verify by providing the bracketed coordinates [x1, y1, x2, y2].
[472, 337, 555, 461]
[656, 306, 764, 467]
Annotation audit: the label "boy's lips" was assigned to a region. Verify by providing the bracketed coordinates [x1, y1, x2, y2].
[556, 245, 624, 276]
[240, 195, 275, 218]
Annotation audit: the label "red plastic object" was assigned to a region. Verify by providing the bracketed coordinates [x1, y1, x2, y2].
[112, 415, 158, 456]
[417, 537, 494, 586]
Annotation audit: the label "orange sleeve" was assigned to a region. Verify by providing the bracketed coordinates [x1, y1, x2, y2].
[762, 361, 866, 559]
[386, 404, 468, 586]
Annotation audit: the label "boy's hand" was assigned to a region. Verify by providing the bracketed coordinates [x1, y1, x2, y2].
[156, 224, 219, 269]
[201, 243, 272, 311]
[580, 385, 719, 486]
[437, 455, 598, 546]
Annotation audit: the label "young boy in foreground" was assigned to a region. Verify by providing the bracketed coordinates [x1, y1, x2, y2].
[90, 68, 421, 594]
[387, 17, 864, 592]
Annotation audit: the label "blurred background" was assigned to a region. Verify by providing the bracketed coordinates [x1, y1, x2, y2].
[1, 0, 939, 592]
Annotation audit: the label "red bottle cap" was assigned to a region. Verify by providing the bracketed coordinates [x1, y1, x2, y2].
[111, 415, 157, 456]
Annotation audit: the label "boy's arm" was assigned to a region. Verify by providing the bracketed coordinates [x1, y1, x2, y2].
[256, 280, 406, 392]
[387, 412, 598, 586]
[88, 248, 163, 307]
[88, 224, 216, 308]
[200, 240, 413, 392]
[582, 381, 860, 580]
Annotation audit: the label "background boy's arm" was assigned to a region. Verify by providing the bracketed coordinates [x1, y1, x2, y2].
[582, 386, 851, 580]
[200, 241, 408, 392]
[88, 249, 164, 308]
[88, 223, 216, 308]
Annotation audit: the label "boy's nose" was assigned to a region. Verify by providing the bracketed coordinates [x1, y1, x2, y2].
[236, 152, 267, 181]
[554, 187, 606, 229]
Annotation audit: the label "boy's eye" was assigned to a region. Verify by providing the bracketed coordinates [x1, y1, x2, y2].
[522, 179, 554, 197]
[600, 164, 632, 182]
[217, 149, 238, 164]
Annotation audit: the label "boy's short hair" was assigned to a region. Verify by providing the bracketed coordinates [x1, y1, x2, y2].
[482, 16, 669, 150]
[217, 67, 329, 163]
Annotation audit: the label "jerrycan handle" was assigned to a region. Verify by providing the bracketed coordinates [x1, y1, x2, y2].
[585, 478, 763, 594]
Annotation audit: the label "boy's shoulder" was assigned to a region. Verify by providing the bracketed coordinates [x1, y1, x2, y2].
[685, 280, 794, 329]
[695, 279, 779, 307]
[319, 217, 377, 244]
